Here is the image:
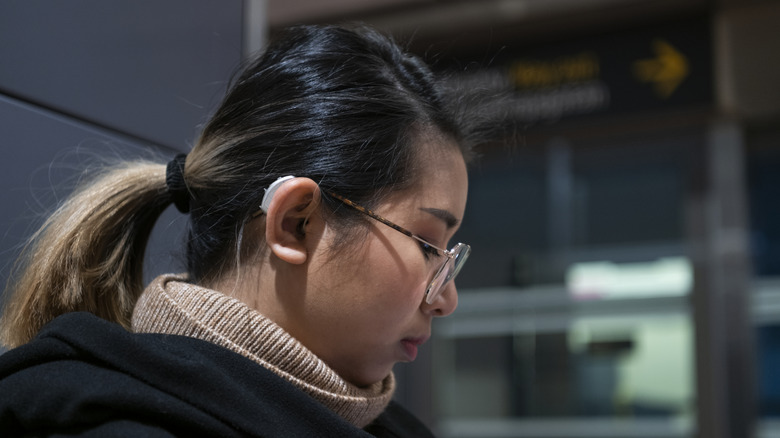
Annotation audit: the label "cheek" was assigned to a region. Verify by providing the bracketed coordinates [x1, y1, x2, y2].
[360, 239, 431, 304]
[317, 241, 428, 333]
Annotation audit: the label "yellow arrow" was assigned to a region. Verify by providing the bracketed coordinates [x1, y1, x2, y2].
[633, 39, 689, 99]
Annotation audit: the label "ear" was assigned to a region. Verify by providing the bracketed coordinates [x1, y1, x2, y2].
[264, 177, 320, 265]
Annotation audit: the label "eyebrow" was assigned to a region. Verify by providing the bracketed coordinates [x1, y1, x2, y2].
[420, 207, 460, 229]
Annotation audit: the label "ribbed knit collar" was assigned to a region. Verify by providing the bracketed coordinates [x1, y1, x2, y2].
[131, 274, 395, 428]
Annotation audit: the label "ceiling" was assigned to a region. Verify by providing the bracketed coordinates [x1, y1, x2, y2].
[266, 0, 711, 52]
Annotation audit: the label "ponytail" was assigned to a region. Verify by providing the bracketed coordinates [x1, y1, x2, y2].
[0, 160, 171, 348]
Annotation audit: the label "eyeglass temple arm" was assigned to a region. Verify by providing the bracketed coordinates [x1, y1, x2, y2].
[326, 191, 451, 257]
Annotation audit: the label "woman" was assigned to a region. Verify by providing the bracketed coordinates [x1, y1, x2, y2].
[0, 24, 473, 437]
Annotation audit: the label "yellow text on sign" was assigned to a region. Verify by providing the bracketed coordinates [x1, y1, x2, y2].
[510, 52, 600, 89]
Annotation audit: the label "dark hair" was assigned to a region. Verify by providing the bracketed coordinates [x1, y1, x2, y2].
[183, 24, 470, 282]
[0, 24, 472, 347]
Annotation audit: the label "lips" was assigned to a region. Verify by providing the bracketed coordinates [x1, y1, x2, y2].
[400, 336, 429, 361]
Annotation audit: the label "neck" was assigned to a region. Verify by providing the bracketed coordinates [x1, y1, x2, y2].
[131, 274, 395, 428]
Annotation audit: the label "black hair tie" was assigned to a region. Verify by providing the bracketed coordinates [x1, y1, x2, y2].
[165, 153, 190, 214]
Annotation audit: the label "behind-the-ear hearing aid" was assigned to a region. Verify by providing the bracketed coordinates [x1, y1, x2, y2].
[253, 175, 295, 217]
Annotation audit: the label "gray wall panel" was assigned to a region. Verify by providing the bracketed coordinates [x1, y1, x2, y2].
[0, 95, 187, 311]
[0, 0, 244, 149]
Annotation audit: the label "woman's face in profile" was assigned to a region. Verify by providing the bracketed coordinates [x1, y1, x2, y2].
[291, 136, 469, 387]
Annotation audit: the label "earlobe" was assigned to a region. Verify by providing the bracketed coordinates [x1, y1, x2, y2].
[264, 178, 320, 265]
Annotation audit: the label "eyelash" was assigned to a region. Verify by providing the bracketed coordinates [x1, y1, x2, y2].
[419, 241, 440, 260]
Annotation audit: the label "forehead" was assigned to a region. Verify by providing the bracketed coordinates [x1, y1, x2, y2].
[391, 134, 469, 221]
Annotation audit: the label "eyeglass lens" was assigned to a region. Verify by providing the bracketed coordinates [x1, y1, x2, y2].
[425, 243, 471, 304]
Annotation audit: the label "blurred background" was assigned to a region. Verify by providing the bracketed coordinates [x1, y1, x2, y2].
[1, 1, 779, 437]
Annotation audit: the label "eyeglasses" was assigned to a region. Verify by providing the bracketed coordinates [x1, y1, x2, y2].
[327, 192, 470, 305]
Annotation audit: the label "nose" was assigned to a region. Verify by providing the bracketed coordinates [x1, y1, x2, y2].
[422, 281, 459, 317]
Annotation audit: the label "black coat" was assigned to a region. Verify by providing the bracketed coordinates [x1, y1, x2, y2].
[0, 312, 434, 437]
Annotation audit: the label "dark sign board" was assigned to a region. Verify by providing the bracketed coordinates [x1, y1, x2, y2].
[452, 17, 713, 124]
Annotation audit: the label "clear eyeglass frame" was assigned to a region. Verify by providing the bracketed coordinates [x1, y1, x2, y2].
[327, 191, 471, 304]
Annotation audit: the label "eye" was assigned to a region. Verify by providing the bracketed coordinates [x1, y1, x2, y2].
[419, 241, 440, 260]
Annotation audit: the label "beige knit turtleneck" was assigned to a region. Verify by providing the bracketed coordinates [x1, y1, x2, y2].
[131, 274, 395, 428]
